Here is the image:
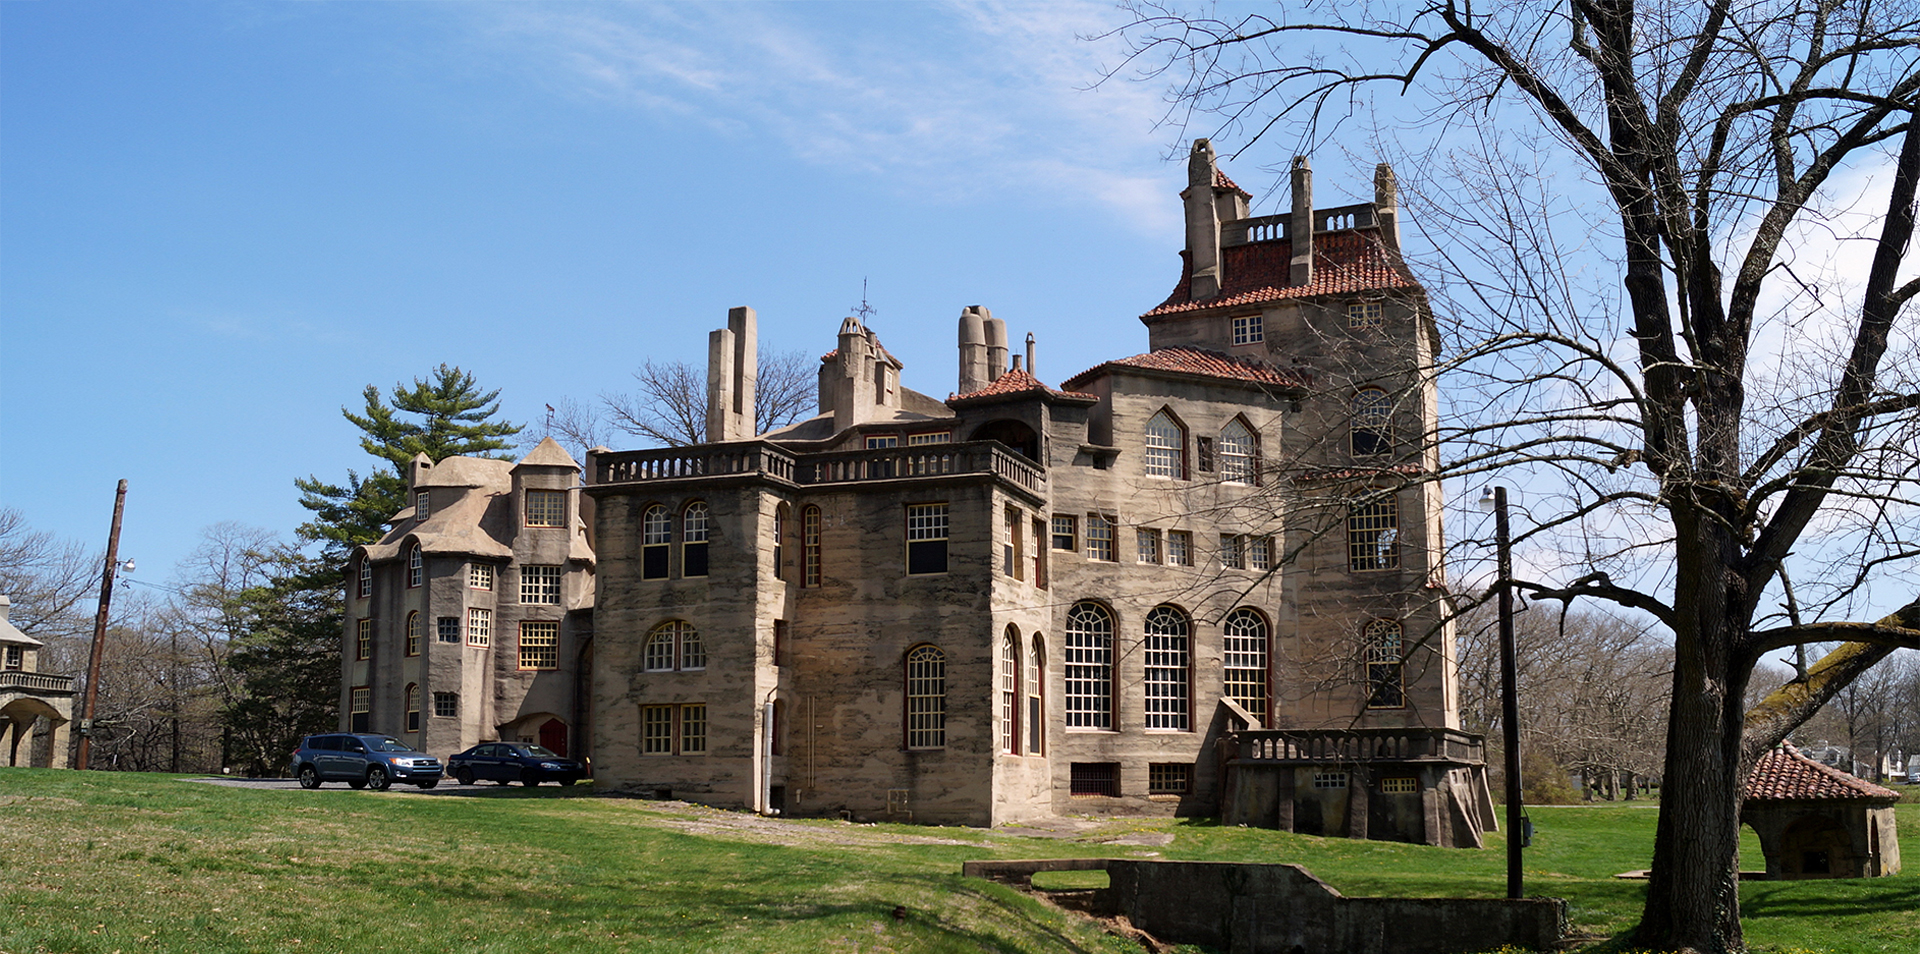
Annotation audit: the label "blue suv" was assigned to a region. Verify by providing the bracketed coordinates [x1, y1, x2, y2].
[289, 733, 443, 790]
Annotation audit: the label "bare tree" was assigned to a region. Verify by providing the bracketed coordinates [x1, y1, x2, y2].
[0, 508, 99, 646]
[1110, 2, 1919, 949]
[601, 348, 819, 448]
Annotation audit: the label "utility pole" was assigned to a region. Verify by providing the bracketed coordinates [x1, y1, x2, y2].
[76, 479, 128, 771]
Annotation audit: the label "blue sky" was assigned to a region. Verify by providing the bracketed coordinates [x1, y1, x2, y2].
[6, 1, 1407, 580]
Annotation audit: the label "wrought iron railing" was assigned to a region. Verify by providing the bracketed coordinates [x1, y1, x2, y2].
[1230, 726, 1484, 764]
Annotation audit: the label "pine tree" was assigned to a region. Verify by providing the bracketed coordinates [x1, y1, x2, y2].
[296, 365, 522, 554]
[218, 549, 344, 776]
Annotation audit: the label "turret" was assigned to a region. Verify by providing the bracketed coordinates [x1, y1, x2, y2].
[958, 306, 989, 394]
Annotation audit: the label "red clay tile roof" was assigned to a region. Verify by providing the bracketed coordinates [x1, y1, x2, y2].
[1745, 744, 1902, 802]
[1290, 462, 1428, 483]
[1062, 347, 1310, 391]
[1143, 228, 1419, 318]
[947, 369, 1095, 404]
[1214, 168, 1250, 197]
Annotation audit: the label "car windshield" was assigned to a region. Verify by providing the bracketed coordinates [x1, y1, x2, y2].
[371, 738, 413, 752]
[522, 745, 559, 757]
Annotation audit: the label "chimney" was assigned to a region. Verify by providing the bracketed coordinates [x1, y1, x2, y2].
[832, 317, 875, 435]
[730, 306, 757, 436]
[1184, 139, 1223, 299]
[1024, 332, 1036, 378]
[958, 306, 989, 394]
[1289, 155, 1314, 287]
[984, 315, 1008, 382]
[705, 325, 736, 442]
[1374, 163, 1402, 256]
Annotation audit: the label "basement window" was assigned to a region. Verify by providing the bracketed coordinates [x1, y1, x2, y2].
[1070, 762, 1120, 797]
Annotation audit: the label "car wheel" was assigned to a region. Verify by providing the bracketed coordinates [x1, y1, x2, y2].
[454, 767, 475, 786]
[297, 766, 321, 789]
[366, 766, 391, 791]
[520, 770, 541, 787]
[348, 778, 367, 790]
[417, 780, 438, 790]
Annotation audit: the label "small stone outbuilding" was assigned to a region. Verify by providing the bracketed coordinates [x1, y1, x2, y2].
[1, 595, 76, 769]
[1742, 742, 1901, 879]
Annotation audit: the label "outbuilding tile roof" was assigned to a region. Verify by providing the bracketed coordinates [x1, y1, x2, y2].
[1745, 744, 1902, 802]
[1214, 168, 1250, 197]
[1062, 347, 1310, 391]
[947, 369, 1094, 403]
[1144, 229, 1419, 318]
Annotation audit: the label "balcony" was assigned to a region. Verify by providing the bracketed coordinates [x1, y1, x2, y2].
[592, 441, 1044, 496]
[0, 671, 76, 694]
[1229, 726, 1485, 765]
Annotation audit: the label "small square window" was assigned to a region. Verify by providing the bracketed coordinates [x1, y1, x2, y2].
[468, 564, 494, 590]
[518, 621, 559, 670]
[1381, 777, 1418, 794]
[1313, 772, 1349, 789]
[432, 692, 459, 718]
[1232, 314, 1264, 345]
[1148, 763, 1192, 794]
[1136, 528, 1161, 564]
[1051, 514, 1076, 551]
[436, 616, 461, 644]
[520, 565, 562, 604]
[1167, 531, 1193, 566]
[1348, 301, 1384, 330]
[526, 489, 567, 527]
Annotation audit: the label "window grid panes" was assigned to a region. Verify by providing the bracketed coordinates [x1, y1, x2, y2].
[405, 684, 420, 732]
[680, 704, 707, 753]
[682, 503, 710, 577]
[642, 505, 672, 580]
[1027, 639, 1045, 755]
[407, 546, 423, 588]
[1348, 301, 1383, 329]
[644, 620, 700, 671]
[1136, 528, 1161, 564]
[526, 490, 566, 527]
[356, 619, 372, 660]
[519, 621, 559, 670]
[520, 565, 562, 604]
[432, 691, 458, 718]
[1382, 777, 1418, 794]
[642, 705, 675, 754]
[1220, 534, 1245, 569]
[1064, 602, 1114, 729]
[908, 431, 951, 445]
[1142, 606, 1191, 730]
[467, 608, 491, 647]
[866, 435, 899, 448]
[469, 563, 493, 590]
[1366, 619, 1406, 709]
[1314, 772, 1350, 789]
[350, 687, 370, 732]
[906, 503, 949, 575]
[1144, 411, 1184, 478]
[1070, 762, 1120, 797]
[1348, 495, 1401, 571]
[1000, 631, 1020, 754]
[1149, 763, 1193, 794]
[802, 506, 822, 587]
[1168, 531, 1193, 566]
[1249, 536, 1272, 570]
[415, 492, 430, 521]
[1353, 387, 1393, 456]
[1219, 419, 1256, 483]
[1223, 609, 1269, 721]
[437, 617, 460, 644]
[1232, 314, 1263, 345]
[357, 560, 372, 598]
[405, 612, 421, 657]
[1085, 514, 1115, 561]
[1051, 514, 1076, 551]
[906, 644, 947, 749]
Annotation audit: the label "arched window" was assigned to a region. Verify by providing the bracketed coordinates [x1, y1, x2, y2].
[682, 502, 710, 577]
[1365, 619, 1405, 709]
[1347, 493, 1400, 571]
[1353, 388, 1392, 456]
[1142, 605, 1191, 730]
[1000, 627, 1021, 754]
[1223, 609, 1269, 722]
[1064, 602, 1114, 729]
[1143, 410, 1186, 479]
[405, 611, 421, 657]
[802, 505, 822, 587]
[404, 684, 420, 732]
[407, 545, 423, 588]
[905, 644, 946, 749]
[1027, 636, 1046, 754]
[1218, 418, 1257, 483]
[642, 504, 672, 580]
[644, 620, 702, 672]
[772, 504, 789, 580]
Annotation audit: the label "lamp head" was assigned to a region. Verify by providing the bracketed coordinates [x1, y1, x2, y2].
[1478, 485, 1497, 512]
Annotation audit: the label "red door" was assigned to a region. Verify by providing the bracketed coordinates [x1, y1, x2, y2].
[539, 719, 568, 757]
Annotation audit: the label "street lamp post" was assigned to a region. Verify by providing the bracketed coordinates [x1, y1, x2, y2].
[1481, 484, 1523, 899]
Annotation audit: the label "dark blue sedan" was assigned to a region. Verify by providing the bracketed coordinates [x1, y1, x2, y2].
[446, 742, 587, 787]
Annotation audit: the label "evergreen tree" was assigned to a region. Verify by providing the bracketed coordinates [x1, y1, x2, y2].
[296, 364, 522, 554]
[218, 550, 343, 776]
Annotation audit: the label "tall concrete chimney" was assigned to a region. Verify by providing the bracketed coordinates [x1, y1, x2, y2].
[730, 306, 757, 435]
[1024, 332, 1036, 378]
[1375, 163, 1402, 256]
[958, 306, 989, 394]
[706, 326, 736, 442]
[1289, 156, 1314, 287]
[984, 315, 1009, 382]
[1184, 139, 1223, 299]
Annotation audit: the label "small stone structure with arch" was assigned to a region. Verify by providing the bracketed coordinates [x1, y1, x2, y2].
[1742, 742, 1901, 879]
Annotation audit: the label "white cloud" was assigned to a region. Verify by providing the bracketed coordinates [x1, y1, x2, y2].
[455, 1, 1182, 232]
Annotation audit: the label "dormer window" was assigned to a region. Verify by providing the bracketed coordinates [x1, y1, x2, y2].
[415, 491, 430, 521]
[526, 489, 566, 528]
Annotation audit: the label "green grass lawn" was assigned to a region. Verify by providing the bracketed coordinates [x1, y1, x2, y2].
[2, 769, 1914, 954]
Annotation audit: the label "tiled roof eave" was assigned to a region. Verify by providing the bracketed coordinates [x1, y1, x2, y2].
[1142, 275, 1423, 320]
[946, 387, 1099, 408]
